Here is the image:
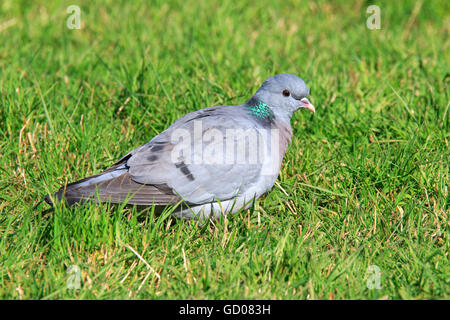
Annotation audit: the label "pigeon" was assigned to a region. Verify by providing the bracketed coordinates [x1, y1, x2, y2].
[45, 73, 315, 220]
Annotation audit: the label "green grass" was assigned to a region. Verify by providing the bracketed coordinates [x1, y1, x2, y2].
[0, 0, 448, 299]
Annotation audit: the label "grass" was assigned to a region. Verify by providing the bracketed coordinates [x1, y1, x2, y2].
[0, 0, 448, 299]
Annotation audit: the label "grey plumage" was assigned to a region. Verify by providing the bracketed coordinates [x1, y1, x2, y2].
[45, 73, 315, 220]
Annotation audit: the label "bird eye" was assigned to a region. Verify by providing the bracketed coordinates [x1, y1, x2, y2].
[282, 89, 290, 97]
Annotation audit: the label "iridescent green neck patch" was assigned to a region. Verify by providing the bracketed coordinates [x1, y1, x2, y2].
[246, 98, 275, 126]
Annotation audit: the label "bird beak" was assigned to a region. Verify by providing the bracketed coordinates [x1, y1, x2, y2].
[300, 98, 315, 113]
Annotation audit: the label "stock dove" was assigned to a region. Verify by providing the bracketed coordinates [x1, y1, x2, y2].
[45, 73, 315, 219]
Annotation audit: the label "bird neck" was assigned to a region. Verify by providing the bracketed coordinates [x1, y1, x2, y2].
[246, 97, 275, 126]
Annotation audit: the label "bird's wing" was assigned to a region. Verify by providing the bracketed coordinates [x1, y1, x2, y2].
[126, 106, 266, 204]
[49, 106, 273, 207]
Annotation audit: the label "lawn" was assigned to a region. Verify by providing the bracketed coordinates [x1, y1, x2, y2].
[0, 0, 448, 299]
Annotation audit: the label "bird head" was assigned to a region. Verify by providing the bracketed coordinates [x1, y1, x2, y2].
[252, 73, 315, 121]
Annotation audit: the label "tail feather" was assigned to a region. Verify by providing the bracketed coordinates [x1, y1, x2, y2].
[45, 169, 182, 206]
